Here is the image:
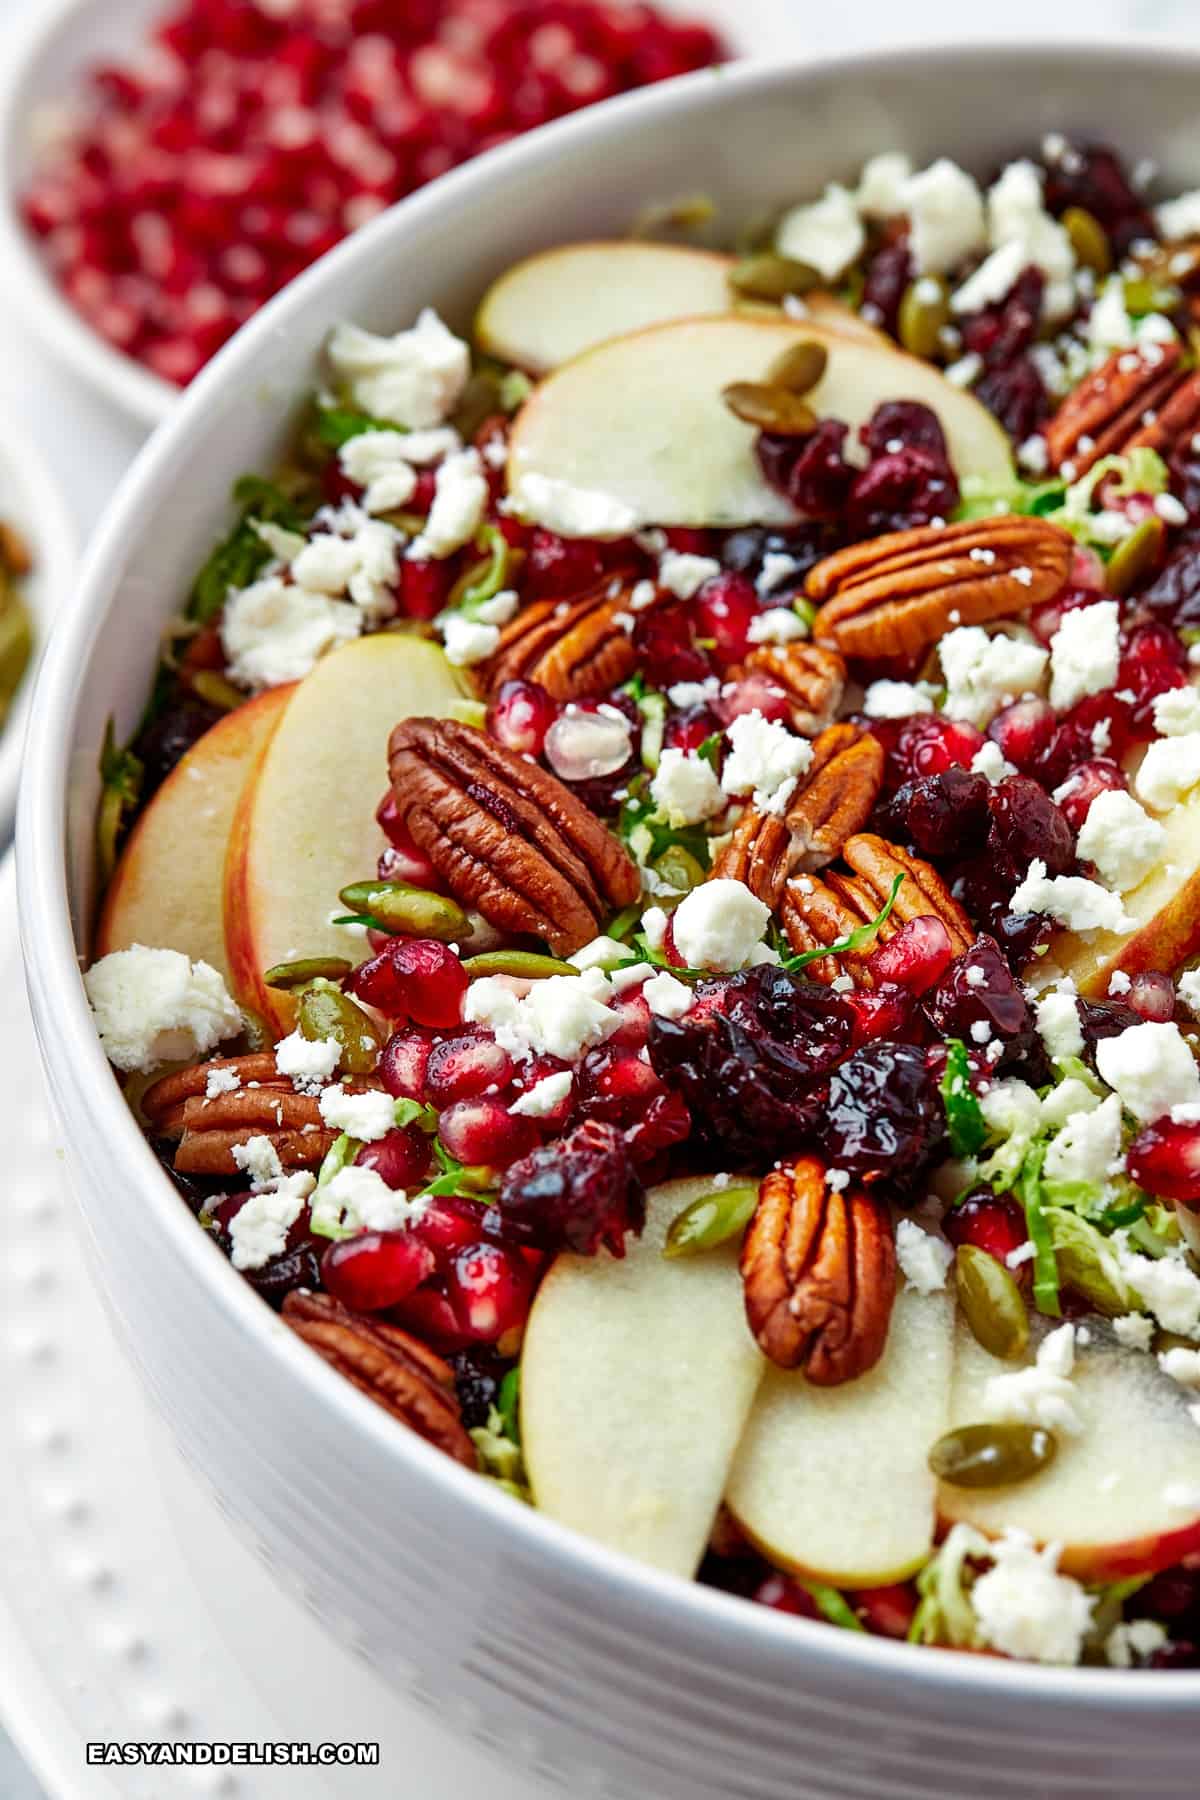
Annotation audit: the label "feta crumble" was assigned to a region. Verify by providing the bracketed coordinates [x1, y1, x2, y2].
[1105, 1620, 1169, 1669]
[327, 310, 470, 428]
[1010, 860, 1133, 934]
[311, 1164, 429, 1237]
[1095, 1020, 1200, 1121]
[509, 1070, 573, 1118]
[970, 1530, 1095, 1665]
[720, 710, 813, 814]
[274, 1030, 342, 1093]
[983, 1322, 1085, 1436]
[746, 607, 809, 646]
[440, 613, 501, 667]
[1177, 968, 1200, 1020]
[971, 741, 1017, 784]
[649, 747, 725, 827]
[85, 945, 242, 1075]
[775, 184, 865, 281]
[669, 879, 771, 973]
[229, 1172, 315, 1272]
[1153, 685, 1200, 737]
[463, 969, 620, 1062]
[205, 1064, 242, 1098]
[1035, 989, 1084, 1062]
[221, 577, 361, 689]
[1135, 731, 1200, 812]
[642, 970, 695, 1021]
[1158, 1346, 1200, 1388]
[939, 626, 1048, 728]
[510, 472, 637, 540]
[1075, 788, 1166, 892]
[231, 1133, 285, 1190]
[1112, 1312, 1156, 1352]
[1043, 1092, 1122, 1189]
[657, 550, 721, 600]
[317, 1085, 397, 1142]
[862, 679, 935, 719]
[408, 447, 487, 560]
[1048, 601, 1120, 712]
[895, 1218, 953, 1294]
[901, 159, 987, 275]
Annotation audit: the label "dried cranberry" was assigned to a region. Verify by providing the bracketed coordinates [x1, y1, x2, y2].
[975, 355, 1049, 443]
[885, 768, 991, 857]
[1149, 1641, 1200, 1670]
[846, 446, 958, 539]
[487, 1118, 645, 1257]
[860, 401, 953, 469]
[721, 523, 838, 590]
[623, 1089, 692, 1166]
[1042, 143, 1154, 255]
[1127, 1119, 1200, 1202]
[855, 1584, 918, 1639]
[961, 267, 1045, 365]
[633, 602, 711, 688]
[1140, 545, 1200, 631]
[242, 1241, 323, 1309]
[924, 938, 1035, 1067]
[487, 679, 558, 756]
[1077, 996, 1142, 1063]
[823, 1042, 944, 1183]
[450, 1349, 509, 1430]
[860, 238, 912, 334]
[993, 910, 1054, 967]
[756, 420, 854, 520]
[1134, 1567, 1200, 1625]
[133, 693, 223, 798]
[321, 1230, 436, 1312]
[355, 1125, 433, 1190]
[987, 775, 1075, 875]
[943, 1188, 1029, 1270]
[1053, 758, 1127, 833]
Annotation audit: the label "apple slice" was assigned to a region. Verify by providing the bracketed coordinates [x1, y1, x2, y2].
[474, 241, 888, 376]
[521, 1176, 765, 1578]
[224, 634, 470, 1034]
[508, 316, 1013, 530]
[940, 1317, 1200, 1582]
[95, 686, 292, 980]
[725, 1283, 955, 1587]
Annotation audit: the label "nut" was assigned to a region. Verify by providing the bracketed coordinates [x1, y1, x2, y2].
[807, 517, 1074, 662]
[143, 1054, 378, 1176]
[738, 642, 846, 736]
[388, 718, 640, 956]
[476, 579, 643, 702]
[1043, 342, 1187, 476]
[282, 1291, 477, 1468]
[740, 1155, 897, 1382]
[786, 724, 883, 872]
[779, 831, 972, 986]
[709, 808, 792, 907]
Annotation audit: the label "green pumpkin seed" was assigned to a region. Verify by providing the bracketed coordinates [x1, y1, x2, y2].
[898, 277, 951, 361]
[767, 340, 828, 396]
[728, 253, 821, 302]
[722, 382, 818, 436]
[337, 880, 469, 941]
[651, 845, 706, 897]
[264, 956, 355, 990]
[955, 1243, 1030, 1362]
[460, 950, 576, 979]
[1106, 516, 1166, 597]
[189, 670, 245, 713]
[929, 1421, 1056, 1488]
[296, 983, 382, 1074]
[452, 370, 503, 440]
[664, 1184, 759, 1257]
[1062, 208, 1112, 276]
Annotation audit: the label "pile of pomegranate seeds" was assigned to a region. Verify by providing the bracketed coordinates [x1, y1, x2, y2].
[24, 0, 724, 385]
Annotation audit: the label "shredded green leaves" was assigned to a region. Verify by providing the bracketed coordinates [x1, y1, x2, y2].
[940, 1038, 987, 1159]
[96, 720, 145, 886]
[1016, 1144, 1062, 1317]
[311, 403, 395, 449]
[799, 1582, 866, 1633]
[190, 475, 306, 624]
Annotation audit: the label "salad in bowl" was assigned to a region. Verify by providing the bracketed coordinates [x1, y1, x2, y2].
[83, 129, 1200, 1675]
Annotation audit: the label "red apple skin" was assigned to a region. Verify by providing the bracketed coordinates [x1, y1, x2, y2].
[933, 1508, 1200, 1585]
[96, 685, 292, 980]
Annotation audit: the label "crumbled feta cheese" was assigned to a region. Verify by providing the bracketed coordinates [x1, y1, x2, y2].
[228, 1172, 314, 1272]
[1076, 788, 1166, 892]
[657, 550, 720, 600]
[1086, 278, 1177, 359]
[642, 971, 695, 1021]
[1106, 969, 1133, 1000]
[862, 679, 935, 719]
[666, 676, 720, 710]
[231, 1133, 285, 1190]
[951, 240, 1027, 316]
[984, 1323, 1085, 1436]
[205, 1064, 242, 1098]
[1113, 1312, 1156, 1352]
[1036, 989, 1084, 1062]
[1018, 434, 1051, 475]
[440, 613, 501, 667]
[311, 1163, 428, 1237]
[1096, 1020, 1200, 1122]
[971, 1530, 1095, 1665]
[274, 1030, 342, 1093]
[1040, 1076, 1101, 1129]
[509, 1070, 573, 1118]
[985, 160, 1077, 320]
[1159, 1346, 1200, 1387]
[901, 159, 987, 275]
[856, 151, 913, 218]
[1044, 1093, 1122, 1190]
[1112, 1234, 1200, 1337]
[981, 1078, 1043, 1142]
[510, 472, 637, 539]
[327, 310, 470, 428]
[1010, 860, 1133, 934]
[895, 1218, 953, 1294]
[746, 607, 808, 645]
[221, 576, 361, 689]
[669, 879, 771, 973]
[649, 747, 725, 827]
[939, 626, 1048, 728]
[755, 551, 802, 597]
[1136, 731, 1200, 813]
[1177, 968, 1200, 1020]
[1105, 1620, 1169, 1668]
[641, 906, 669, 952]
[1154, 685, 1200, 738]
[291, 513, 404, 624]
[408, 447, 487, 560]
[1157, 189, 1200, 242]
[568, 936, 629, 972]
[462, 970, 619, 1062]
[475, 589, 519, 627]
[317, 1084, 397, 1142]
[720, 709, 813, 814]
[338, 429, 419, 513]
[84, 945, 242, 1075]
[971, 741, 1017, 784]
[775, 184, 865, 281]
[1048, 601, 1120, 712]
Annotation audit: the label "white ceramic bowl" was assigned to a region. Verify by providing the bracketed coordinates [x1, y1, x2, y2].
[17, 46, 1200, 1798]
[0, 0, 808, 430]
[0, 423, 76, 844]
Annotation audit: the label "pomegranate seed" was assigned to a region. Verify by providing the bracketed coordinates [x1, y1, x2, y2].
[391, 1281, 471, 1353]
[438, 1095, 537, 1168]
[623, 1088, 691, 1163]
[349, 939, 467, 1027]
[1028, 585, 1100, 646]
[411, 1195, 489, 1266]
[988, 697, 1058, 773]
[320, 1230, 436, 1311]
[486, 679, 558, 756]
[1053, 758, 1127, 833]
[1128, 1119, 1200, 1202]
[855, 1584, 918, 1639]
[844, 984, 918, 1048]
[400, 558, 450, 620]
[664, 703, 721, 754]
[943, 1190, 1029, 1272]
[509, 1054, 574, 1129]
[445, 1241, 535, 1349]
[716, 674, 793, 727]
[544, 703, 633, 783]
[694, 573, 759, 667]
[1126, 970, 1177, 1023]
[607, 992, 652, 1051]
[863, 915, 954, 996]
[425, 1031, 514, 1104]
[378, 1027, 434, 1099]
[752, 1573, 820, 1620]
[375, 792, 440, 886]
[355, 1125, 432, 1189]
[896, 716, 985, 780]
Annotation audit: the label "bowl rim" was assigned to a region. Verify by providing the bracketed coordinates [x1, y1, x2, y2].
[18, 38, 1200, 1705]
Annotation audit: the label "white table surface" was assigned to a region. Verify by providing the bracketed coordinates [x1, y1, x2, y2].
[2, 1, 1199, 1795]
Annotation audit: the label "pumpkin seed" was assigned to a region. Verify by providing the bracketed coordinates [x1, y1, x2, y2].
[651, 845, 706, 896]
[296, 983, 381, 1074]
[264, 956, 354, 990]
[929, 1421, 1056, 1488]
[189, 669, 245, 713]
[664, 1184, 759, 1257]
[1062, 208, 1112, 276]
[728, 253, 821, 302]
[460, 950, 576, 979]
[1106, 516, 1166, 597]
[721, 381, 818, 435]
[338, 880, 468, 941]
[767, 340, 829, 396]
[898, 277, 951, 361]
[955, 1243, 1030, 1362]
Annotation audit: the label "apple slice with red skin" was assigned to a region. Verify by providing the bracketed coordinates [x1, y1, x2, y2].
[940, 1317, 1200, 1582]
[223, 634, 470, 1036]
[95, 685, 292, 981]
[521, 1175, 766, 1578]
[474, 240, 888, 376]
[508, 315, 1013, 531]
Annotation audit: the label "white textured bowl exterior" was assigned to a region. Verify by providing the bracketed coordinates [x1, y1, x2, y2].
[18, 47, 1200, 1796]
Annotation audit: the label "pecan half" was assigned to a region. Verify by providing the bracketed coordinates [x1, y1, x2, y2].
[144, 1055, 378, 1176]
[282, 1291, 477, 1468]
[807, 517, 1073, 662]
[388, 718, 640, 955]
[741, 1156, 896, 1383]
[475, 579, 642, 702]
[709, 808, 791, 907]
[1044, 342, 1187, 476]
[779, 832, 972, 987]
[739, 642, 846, 735]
